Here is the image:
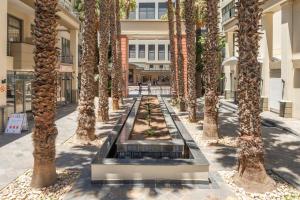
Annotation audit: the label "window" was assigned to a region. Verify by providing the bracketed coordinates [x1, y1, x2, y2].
[139, 3, 155, 19]
[148, 45, 155, 60]
[138, 45, 145, 58]
[129, 45, 136, 58]
[222, 1, 235, 22]
[168, 45, 170, 61]
[149, 64, 154, 69]
[61, 38, 72, 64]
[159, 64, 164, 69]
[129, 9, 136, 19]
[7, 15, 23, 55]
[158, 3, 167, 19]
[8, 15, 22, 43]
[158, 45, 165, 60]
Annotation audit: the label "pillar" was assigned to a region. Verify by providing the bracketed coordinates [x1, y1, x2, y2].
[280, 0, 294, 118]
[0, 0, 8, 132]
[121, 35, 129, 97]
[260, 12, 273, 111]
[224, 32, 234, 99]
[70, 29, 79, 103]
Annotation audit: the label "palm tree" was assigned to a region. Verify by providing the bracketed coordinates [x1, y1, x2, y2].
[116, 0, 124, 105]
[75, 0, 97, 141]
[31, 0, 58, 188]
[167, 0, 177, 105]
[98, 0, 110, 122]
[233, 0, 275, 192]
[202, 0, 219, 139]
[175, 0, 185, 111]
[184, 0, 197, 122]
[110, 0, 120, 111]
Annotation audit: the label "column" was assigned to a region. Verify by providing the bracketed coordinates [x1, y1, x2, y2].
[121, 35, 129, 97]
[0, 0, 8, 131]
[260, 12, 273, 111]
[70, 29, 79, 103]
[280, 0, 294, 118]
[224, 32, 233, 99]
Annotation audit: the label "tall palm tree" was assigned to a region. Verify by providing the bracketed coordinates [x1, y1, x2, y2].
[202, 0, 219, 139]
[175, 0, 185, 111]
[76, 0, 97, 141]
[234, 0, 275, 191]
[98, 0, 110, 122]
[184, 0, 197, 122]
[167, 0, 177, 105]
[116, 0, 124, 105]
[110, 0, 120, 111]
[31, 0, 58, 188]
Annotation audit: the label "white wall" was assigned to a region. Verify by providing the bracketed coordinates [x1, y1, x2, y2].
[128, 40, 170, 64]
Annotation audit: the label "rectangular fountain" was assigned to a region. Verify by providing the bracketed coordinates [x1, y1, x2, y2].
[91, 95, 209, 183]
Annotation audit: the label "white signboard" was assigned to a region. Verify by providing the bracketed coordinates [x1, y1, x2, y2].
[5, 113, 28, 134]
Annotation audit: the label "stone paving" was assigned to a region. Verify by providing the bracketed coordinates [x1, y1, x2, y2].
[0, 99, 133, 190]
[0, 93, 299, 199]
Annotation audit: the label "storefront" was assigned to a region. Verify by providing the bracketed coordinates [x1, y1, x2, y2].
[6, 71, 74, 117]
[57, 72, 73, 105]
[6, 71, 33, 116]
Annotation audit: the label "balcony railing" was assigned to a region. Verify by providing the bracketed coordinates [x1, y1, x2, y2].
[144, 65, 170, 71]
[60, 55, 73, 64]
[59, 0, 79, 19]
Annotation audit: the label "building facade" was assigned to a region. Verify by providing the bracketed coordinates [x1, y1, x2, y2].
[0, 0, 80, 130]
[120, 0, 188, 96]
[221, 0, 300, 119]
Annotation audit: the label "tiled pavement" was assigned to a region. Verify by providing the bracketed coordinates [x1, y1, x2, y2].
[0, 94, 299, 199]
[0, 99, 134, 190]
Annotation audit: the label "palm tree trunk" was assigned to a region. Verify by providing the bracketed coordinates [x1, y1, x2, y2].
[234, 0, 275, 192]
[76, 0, 97, 141]
[202, 0, 219, 139]
[31, 0, 58, 188]
[175, 0, 185, 111]
[167, 0, 177, 105]
[98, 0, 110, 122]
[185, 0, 197, 122]
[116, 0, 124, 105]
[110, 0, 120, 111]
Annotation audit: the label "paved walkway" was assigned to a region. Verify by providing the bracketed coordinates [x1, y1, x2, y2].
[0, 98, 134, 190]
[203, 99, 300, 188]
[220, 99, 300, 136]
[0, 95, 299, 199]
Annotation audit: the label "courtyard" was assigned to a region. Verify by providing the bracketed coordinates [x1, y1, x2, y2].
[0, 87, 299, 199]
[0, 0, 300, 199]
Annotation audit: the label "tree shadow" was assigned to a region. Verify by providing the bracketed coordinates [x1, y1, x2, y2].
[0, 104, 77, 148]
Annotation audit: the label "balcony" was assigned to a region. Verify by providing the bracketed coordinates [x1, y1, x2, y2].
[59, 0, 79, 20]
[144, 64, 170, 71]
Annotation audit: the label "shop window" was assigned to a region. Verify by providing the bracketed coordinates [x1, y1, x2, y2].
[148, 45, 155, 60]
[158, 45, 165, 60]
[138, 45, 145, 58]
[139, 3, 155, 19]
[129, 45, 136, 58]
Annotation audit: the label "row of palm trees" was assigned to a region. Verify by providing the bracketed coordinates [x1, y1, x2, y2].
[31, 0, 130, 188]
[167, 0, 275, 191]
[31, 0, 274, 192]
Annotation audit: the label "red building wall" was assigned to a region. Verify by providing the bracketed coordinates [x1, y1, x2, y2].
[120, 35, 129, 97]
[120, 34, 188, 97]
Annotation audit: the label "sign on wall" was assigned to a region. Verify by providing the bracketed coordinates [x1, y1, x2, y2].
[0, 84, 6, 106]
[5, 113, 28, 134]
